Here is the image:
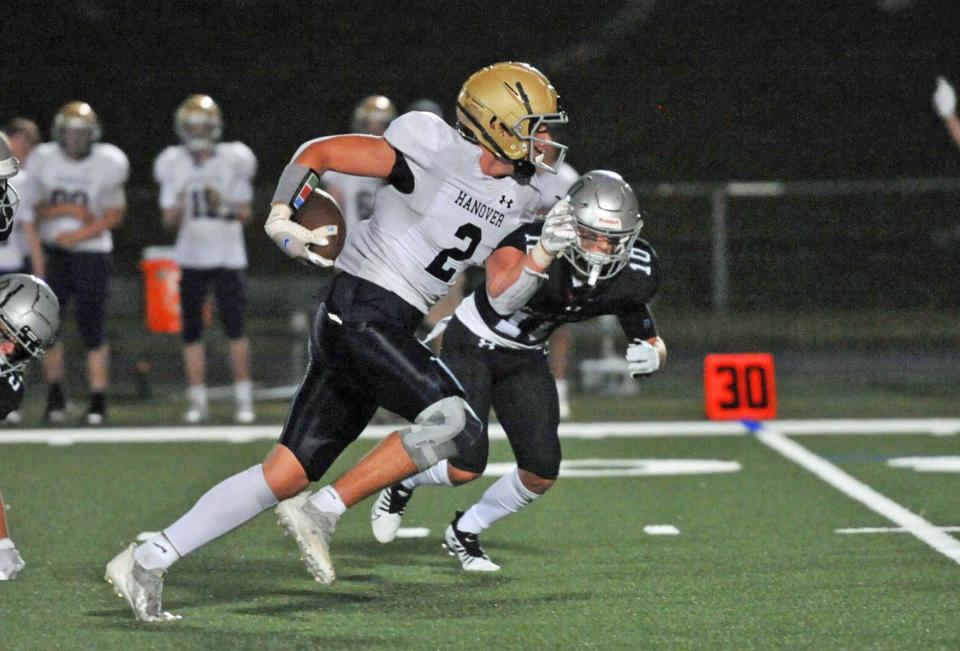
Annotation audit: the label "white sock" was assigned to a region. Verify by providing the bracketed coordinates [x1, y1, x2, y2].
[134, 533, 179, 571]
[0, 538, 13, 551]
[234, 380, 253, 410]
[555, 379, 569, 403]
[138, 464, 278, 569]
[188, 384, 207, 409]
[400, 459, 452, 491]
[308, 485, 347, 516]
[457, 469, 539, 535]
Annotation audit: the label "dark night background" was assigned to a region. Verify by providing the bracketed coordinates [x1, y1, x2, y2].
[4, 0, 960, 307]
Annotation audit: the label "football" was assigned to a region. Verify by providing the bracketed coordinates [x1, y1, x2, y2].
[291, 187, 346, 261]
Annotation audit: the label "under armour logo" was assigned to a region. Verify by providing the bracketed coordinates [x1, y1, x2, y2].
[499, 195, 513, 208]
[478, 338, 496, 350]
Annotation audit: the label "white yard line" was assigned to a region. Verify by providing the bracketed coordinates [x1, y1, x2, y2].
[837, 526, 960, 534]
[755, 425, 960, 565]
[0, 418, 958, 445]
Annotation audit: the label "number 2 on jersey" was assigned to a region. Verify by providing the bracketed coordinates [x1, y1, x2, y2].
[425, 223, 482, 282]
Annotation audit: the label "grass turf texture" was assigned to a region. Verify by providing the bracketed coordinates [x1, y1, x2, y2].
[1, 433, 959, 649]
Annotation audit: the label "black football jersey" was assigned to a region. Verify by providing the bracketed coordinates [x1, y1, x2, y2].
[0, 371, 24, 418]
[461, 221, 661, 348]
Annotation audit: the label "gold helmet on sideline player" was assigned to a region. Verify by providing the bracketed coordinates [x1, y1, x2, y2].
[175, 94, 224, 152]
[52, 101, 101, 159]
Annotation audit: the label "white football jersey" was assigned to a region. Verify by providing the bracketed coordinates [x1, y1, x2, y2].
[535, 160, 579, 212]
[0, 168, 35, 270]
[25, 142, 128, 254]
[154, 142, 256, 269]
[333, 112, 540, 313]
[320, 171, 383, 237]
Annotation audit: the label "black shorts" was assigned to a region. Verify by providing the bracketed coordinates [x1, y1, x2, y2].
[179, 267, 247, 343]
[44, 246, 111, 350]
[279, 273, 468, 481]
[440, 316, 561, 479]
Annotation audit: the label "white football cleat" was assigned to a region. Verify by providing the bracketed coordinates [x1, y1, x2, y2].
[442, 512, 500, 572]
[4, 410, 22, 424]
[104, 543, 181, 622]
[234, 407, 255, 424]
[275, 493, 337, 585]
[371, 484, 414, 543]
[0, 543, 25, 580]
[183, 404, 208, 424]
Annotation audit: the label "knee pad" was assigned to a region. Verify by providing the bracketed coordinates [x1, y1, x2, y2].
[400, 396, 482, 471]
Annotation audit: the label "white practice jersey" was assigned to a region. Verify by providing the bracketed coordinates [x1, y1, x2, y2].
[321, 171, 383, 237]
[154, 142, 256, 269]
[334, 111, 540, 313]
[0, 168, 35, 270]
[25, 142, 128, 254]
[535, 160, 579, 212]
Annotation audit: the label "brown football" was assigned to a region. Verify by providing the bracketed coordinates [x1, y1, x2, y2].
[291, 187, 346, 261]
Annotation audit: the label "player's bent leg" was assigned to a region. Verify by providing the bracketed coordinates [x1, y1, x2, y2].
[399, 396, 482, 471]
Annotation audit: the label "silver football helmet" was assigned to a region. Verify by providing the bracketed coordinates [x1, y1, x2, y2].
[0, 274, 60, 376]
[0, 133, 20, 237]
[562, 170, 643, 286]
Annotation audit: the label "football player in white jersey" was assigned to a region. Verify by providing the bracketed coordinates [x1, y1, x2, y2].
[25, 102, 128, 425]
[0, 139, 63, 579]
[321, 95, 397, 235]
[154, 95, 257, 424]
[106, 61, 570, 621]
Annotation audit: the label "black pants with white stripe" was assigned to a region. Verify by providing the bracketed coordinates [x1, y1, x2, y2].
[440, 316, 561, 479]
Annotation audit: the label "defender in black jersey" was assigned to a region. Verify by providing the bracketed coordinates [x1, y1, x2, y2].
[0, 139, 63, 581]
[367, 170, 666, 570]
[0, 274, 61, 581]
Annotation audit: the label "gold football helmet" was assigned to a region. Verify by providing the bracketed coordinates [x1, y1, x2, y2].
[52, 101, 101, 159]
[351, 95, 397, 135]
[456, 62, 568, 177]
[175, 94, 223, 151]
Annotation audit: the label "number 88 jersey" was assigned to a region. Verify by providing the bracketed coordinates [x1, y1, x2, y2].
[335, 111, 540, 314]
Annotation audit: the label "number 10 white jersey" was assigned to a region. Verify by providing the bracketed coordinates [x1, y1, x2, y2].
[335, 111, 540, 313]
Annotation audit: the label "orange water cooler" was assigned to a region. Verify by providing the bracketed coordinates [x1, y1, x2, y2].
[140, 246, 182, 334]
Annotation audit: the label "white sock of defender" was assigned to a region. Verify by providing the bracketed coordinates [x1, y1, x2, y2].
[187, 384, 207, 409]
[136, 464, 278, 570]
[400, 459, 452, 491]
[308, 485, 347, 516]
[555, 379, 569, 403]
[457, 469, 540, 535]
[234, 380, 253, 410]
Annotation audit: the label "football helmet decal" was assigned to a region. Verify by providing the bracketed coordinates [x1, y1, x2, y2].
[0, 274, 60, 376]
[352, 95, 397, 135]
[52, 101, 102, 159]
[175, 94, 223, 152]
[455, 62, 568, 178]
[562, 170, 643, 285]
[0, 134, 20, 234]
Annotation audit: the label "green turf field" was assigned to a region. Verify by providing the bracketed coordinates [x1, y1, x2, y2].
[1, 424, 959, 649]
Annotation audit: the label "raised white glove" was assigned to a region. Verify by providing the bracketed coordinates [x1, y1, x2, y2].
[626, 340, 660, 378]
[264, 204, 334, 268]
[540, 199, 578, 254]
[934, 76, 956, 118]
[0, 541, 25, 580]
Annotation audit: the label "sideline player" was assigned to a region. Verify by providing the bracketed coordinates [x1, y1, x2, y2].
[321, 95, 396, 235]
[154, 95, 257, 423]
[370, 171, 664, 570]
[0, 119, 44, 280]
[105, 61, 570, 621]
[0, 138, 63, 579]
[25, 102, 128, 425]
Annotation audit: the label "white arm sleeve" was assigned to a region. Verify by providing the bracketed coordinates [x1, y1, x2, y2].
[487, 265, 549, 316]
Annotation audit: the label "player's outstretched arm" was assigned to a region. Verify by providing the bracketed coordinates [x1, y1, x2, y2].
[485, 200, 577, 315]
